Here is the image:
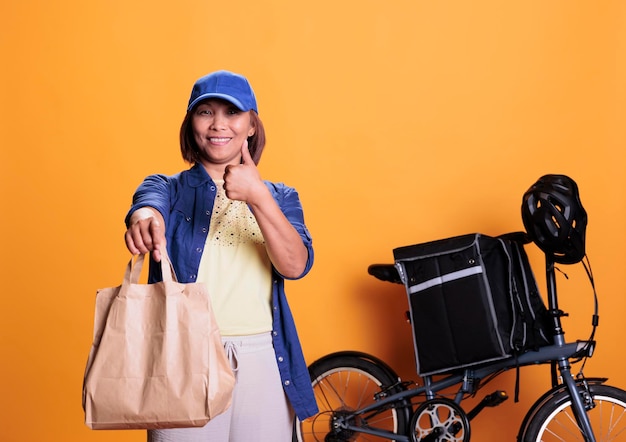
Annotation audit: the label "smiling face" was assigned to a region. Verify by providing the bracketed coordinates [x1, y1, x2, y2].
[191, 99, 256, 176]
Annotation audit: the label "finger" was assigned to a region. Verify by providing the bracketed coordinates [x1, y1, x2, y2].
[240, 139, 253, 164]
[125, 218, 158, 255]
[148, 219, 165, 262]
[128, 227, 152, 254]
[124, 230, 141, 255]
[148, 217, 163, 239]
[222, 165, 232, 190]
[224, 164, 233, 177]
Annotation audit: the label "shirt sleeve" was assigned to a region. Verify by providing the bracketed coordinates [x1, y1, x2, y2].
[124, 174, 172, 227]
[269, 182, 314, 280]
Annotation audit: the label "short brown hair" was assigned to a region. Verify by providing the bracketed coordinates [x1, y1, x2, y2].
[179, 110, 266, 165]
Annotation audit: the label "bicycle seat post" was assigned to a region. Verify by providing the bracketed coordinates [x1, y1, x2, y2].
[545, 255, 566, 346]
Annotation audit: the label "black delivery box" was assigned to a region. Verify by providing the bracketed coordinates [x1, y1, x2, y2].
[394, 233, 517, 376]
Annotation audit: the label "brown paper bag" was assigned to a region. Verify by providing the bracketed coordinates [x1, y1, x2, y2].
[82, 250, 235, 430]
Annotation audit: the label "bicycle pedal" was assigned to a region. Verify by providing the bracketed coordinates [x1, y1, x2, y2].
[467, 390, 508, 421]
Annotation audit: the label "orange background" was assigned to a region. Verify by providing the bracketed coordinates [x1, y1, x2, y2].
[1, 1, 625, 440]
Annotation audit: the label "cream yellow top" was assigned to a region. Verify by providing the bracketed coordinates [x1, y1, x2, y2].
[196, 180, 273, 336]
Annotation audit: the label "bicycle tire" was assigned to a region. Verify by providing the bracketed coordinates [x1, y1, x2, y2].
[520, 384, 626, 441]
[293, 352, 409, 441]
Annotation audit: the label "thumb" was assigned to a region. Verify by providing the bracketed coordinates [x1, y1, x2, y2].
[241, 139, 254, 164]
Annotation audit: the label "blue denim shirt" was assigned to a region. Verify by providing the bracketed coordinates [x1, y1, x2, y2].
[125, 163, 318, 420]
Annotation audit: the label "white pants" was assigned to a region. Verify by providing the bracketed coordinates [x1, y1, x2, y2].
[148, 333, 294, 442]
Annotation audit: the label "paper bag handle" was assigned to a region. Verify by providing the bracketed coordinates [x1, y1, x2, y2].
[124, 247, 178, 285]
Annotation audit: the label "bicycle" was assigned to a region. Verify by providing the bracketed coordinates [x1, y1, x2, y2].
[293, 176, 626, 442]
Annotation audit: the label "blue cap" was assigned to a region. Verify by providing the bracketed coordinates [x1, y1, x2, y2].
[187, 70, 258, 113]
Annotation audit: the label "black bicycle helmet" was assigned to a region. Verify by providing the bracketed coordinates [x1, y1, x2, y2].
[521, 174, 588, 264]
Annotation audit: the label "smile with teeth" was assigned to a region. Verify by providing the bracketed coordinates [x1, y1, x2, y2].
[209, 137, 232, 144]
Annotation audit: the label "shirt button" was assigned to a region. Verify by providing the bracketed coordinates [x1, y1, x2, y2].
[206, 210, 210, 216]
[201, 227, 207, 233]
[272, 331, 278, 336]
[210, 186, 216, 191]
[185, 216, 191, 222]
[278, 356, 284, 362]
[196, 247, 202, 253]
[284, 380, 291, 386]
[190, 274, 196, 280]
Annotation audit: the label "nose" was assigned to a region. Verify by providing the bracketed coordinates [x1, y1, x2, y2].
[209, 111, 226, 130]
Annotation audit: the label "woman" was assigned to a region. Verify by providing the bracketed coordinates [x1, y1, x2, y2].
[124, 70, 317, 441]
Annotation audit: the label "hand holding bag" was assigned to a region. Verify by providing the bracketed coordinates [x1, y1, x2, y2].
[82, 250, 235, 430]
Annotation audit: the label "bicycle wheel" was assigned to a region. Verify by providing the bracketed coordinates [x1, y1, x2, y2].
[293, 352, 409, 441]
[520, 384, 626, 441]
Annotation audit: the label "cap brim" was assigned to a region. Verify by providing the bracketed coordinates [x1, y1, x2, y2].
[187, 93, 247, 112]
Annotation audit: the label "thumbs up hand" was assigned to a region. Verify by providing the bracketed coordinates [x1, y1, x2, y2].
[223, 140, 265, 203]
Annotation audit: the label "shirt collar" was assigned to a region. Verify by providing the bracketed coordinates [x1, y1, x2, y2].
[187, 163, 214, 188]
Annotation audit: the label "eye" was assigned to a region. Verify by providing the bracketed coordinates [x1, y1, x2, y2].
[195, 105, 213, 116]
[227, 106, 241, 115]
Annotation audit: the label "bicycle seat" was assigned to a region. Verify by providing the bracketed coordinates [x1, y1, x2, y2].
[367, 264, 403, 284]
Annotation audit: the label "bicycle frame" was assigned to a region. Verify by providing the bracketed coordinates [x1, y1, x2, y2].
[325, 255, 600, 441]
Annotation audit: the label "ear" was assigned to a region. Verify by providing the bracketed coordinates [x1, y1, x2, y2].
[248, 114, 256, 137]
